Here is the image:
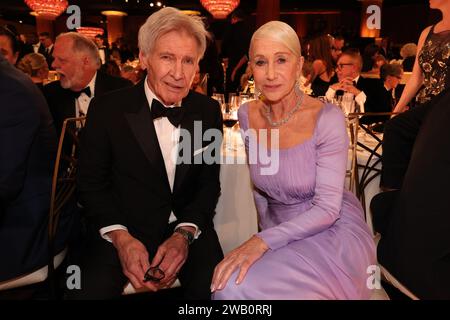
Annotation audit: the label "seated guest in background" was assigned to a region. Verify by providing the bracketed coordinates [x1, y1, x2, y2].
[44, 32, 132, 135]
[399, 43, 417, 72]
[0, 54, 75, 282]
[212, 21, 375, 299]
[17, 53, 49, 91]
[0, 25, 19, 66]
[308, 34, 335, 97]
[69, 7, 223, 300]
[372, 87, 450, 299]
[325, 50, 377, 113]
[367, 54, 387, 75]
[120, 64, 140, 84]
[360, 63, 403, 127]
[37, 32, 54, 70]
[330, 34, 345, 64]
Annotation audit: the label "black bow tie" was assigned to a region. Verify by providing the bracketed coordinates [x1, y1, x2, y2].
[72, 87, 91, 99]
[151, 99, 185, 127]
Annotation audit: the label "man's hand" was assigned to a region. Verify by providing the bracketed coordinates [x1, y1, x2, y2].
[340, 77, 361, 96]
[149, 226, 193, 288]
[108, 230, 157, 291]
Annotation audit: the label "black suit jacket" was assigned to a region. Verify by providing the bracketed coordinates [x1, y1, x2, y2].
[43, 71, 132, 136]
[38, 44, 54, 70]
[0, 56, 74, 281]
[77, 81, 223, 253]
[359, 79, 394, 124]
[377, 87, 450, 299]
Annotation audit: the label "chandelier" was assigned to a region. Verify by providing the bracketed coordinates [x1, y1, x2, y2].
[200, 0, 240, 19]
[24, 0, 68, 20]
[76, 27, 105, 39]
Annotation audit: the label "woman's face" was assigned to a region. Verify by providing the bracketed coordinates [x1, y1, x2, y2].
[250, 38, 302, 104]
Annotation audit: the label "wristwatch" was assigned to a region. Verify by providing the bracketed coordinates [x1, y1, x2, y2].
[174, 228, 195, 245]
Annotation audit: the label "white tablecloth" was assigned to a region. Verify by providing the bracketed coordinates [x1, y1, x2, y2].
[213, 129, 258, 254]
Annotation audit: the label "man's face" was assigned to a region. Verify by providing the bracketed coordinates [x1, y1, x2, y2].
[0, 35, 18, 65]
[140, 30, 200, 106]
[331, 38, 344, 62]
[39, 36, 52, 48]
[52, 37, 90, 90]
[95, 37, 103, 47]
[386, 73, 402, 90]
[336, 55, 358, 81]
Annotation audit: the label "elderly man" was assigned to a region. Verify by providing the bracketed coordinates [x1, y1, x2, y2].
[69, 7, 223, 300]
[325, 50, 378, 114]
[44, 32, 131, 135]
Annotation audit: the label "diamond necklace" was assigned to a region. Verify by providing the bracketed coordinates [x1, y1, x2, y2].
[263, 90, 304, 127]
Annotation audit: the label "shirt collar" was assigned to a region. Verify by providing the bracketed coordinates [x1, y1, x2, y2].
[353, 75, 360, 84]
[143, 75, 181, 109]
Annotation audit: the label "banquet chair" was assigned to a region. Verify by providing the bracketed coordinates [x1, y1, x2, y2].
[346, 113, 359, 193]
[348, 112, 398, 223]
[0, 117, 85, 295]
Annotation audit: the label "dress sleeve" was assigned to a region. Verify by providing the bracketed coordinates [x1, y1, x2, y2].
[257, 105, 350, 250]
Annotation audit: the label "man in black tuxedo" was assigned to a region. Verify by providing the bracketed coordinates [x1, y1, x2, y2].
[37, 32, 54, 70]
[359, 63, 403, 126]
[69, 7, 223, 299]
[44, 32, 132, 136]
[94, 34, 109, 66]
[0, 54, 75, 282]
[325, 50, 378, 114]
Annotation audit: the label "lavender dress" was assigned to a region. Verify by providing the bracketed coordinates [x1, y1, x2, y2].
[213, 103, 376, 300]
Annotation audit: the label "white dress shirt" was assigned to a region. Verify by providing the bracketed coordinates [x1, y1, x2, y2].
[325, 75, 366, 112]
[76, 72, 97, 117]
[100, 76, 200, 242]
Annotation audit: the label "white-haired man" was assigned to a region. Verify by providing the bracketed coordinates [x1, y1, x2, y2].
[70, 7, 224, 299]
[43, 32, 132, 135]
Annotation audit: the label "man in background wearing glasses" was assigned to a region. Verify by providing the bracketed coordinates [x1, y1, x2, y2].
[325, 50, 378, 114]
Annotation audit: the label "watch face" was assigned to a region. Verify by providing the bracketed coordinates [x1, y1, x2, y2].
[176, 228, 194, 244]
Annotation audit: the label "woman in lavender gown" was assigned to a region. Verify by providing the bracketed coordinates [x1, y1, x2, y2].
[211, 21, 376, 300]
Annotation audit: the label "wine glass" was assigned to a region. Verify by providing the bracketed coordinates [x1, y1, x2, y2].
[223, 108, 238, 151]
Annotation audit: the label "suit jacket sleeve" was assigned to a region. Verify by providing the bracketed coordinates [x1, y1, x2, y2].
[175, 100, 223, 231]
[0, 83, 39, 206]
[77, 97, 124, 230]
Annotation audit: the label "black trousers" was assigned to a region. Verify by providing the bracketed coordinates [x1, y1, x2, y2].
[65, 224, 223, 300]
[381, 103, 430, 189]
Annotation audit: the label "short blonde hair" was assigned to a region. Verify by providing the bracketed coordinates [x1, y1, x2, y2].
[138, 7, 209, 60]
[400, 43, 417, 58]
[17, 53, 48, 77]
[250, 21, 301, 58]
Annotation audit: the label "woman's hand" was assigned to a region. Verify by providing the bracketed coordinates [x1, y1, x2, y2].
[211, 235, 269, 292]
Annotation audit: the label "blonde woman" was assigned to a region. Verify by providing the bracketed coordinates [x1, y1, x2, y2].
[17, 53, 49, 91]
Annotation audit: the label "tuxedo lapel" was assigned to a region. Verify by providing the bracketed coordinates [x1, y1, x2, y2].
[124, 84, 171, 192]
[173, 93, 202, 193]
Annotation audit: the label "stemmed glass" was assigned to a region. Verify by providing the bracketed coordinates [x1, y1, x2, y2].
[223, 99, 239, 151]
